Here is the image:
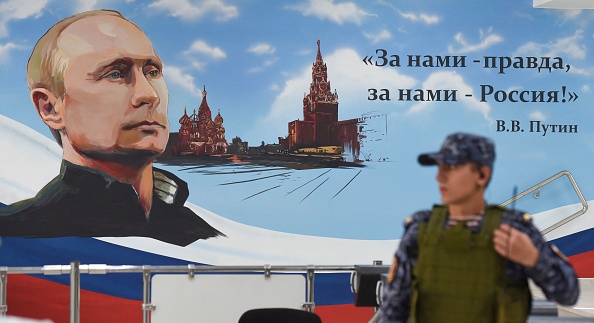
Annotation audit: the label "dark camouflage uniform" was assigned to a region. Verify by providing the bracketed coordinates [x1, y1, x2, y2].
[379, 133, 580, 323]
[378, 208, 580, 323]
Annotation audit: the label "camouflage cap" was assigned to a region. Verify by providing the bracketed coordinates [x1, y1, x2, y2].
[418, 133, 495, 168]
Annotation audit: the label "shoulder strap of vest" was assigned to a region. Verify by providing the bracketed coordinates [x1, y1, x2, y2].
[487, 204, 506, 212]
[428, 205, 448, 232]
[480, 205, 505, 235]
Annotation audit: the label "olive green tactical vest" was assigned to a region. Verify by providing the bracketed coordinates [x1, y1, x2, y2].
[410, 205, 531, 323]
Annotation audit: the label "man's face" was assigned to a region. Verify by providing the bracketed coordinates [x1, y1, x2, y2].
[58, 15, 169, 160]
[436, 163, 484, 206]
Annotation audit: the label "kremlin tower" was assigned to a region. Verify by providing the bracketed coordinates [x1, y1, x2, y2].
[285, 40, 360, 158]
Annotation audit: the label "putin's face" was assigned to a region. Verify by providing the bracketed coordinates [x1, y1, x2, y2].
[57, 14, 169, 161]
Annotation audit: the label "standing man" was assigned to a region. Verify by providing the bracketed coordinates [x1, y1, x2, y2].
[0, 10, 222, 246]
[379, 133, 578, 323]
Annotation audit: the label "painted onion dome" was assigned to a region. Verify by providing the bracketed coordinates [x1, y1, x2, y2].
[214, 108, 223, 124]
[179, 107, 190, 124]
[189, 108, 199, 122]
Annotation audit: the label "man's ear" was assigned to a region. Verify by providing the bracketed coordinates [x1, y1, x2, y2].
[31, 88, 65, 130]
[478, 165, 492, 187]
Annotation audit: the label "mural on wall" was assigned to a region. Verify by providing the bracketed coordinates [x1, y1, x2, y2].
[0, 0, 594, 322]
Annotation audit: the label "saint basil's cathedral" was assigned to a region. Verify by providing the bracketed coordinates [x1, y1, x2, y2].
[175, 87, 228, 156]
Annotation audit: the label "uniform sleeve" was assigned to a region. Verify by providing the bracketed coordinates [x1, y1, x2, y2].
[379, 211, 429, 323]
[504, 211, 580, 305]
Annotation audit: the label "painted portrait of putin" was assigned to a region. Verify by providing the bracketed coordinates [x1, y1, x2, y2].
[0, 10, 223, 247]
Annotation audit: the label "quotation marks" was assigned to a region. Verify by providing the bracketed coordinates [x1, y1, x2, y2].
[561, 86, 578, 103]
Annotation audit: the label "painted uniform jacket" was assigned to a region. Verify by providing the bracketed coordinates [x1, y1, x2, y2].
[0, 161, 224, 246]
[379, 205, 579, 323]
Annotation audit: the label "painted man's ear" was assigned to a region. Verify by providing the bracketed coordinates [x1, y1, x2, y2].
[31, 88, 65, 130]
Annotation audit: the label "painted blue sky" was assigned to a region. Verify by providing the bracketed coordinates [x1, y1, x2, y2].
[1, 0, 594, 239]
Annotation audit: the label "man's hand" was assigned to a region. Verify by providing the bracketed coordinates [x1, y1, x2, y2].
[493, 223, 539, 268]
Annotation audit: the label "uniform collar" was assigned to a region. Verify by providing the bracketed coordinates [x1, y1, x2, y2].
[59, 160, 187, 205]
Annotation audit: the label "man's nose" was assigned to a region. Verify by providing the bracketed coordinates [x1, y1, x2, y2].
[131, 69, 160, 109]
[436, 167, 446, 183]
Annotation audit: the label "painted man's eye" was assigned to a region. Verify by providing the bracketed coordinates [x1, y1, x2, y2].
[146, 69, 160, 78]
[105, 71, 122, 79]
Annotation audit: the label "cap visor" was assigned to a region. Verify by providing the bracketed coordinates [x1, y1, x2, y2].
[418, 153, 440, 166]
